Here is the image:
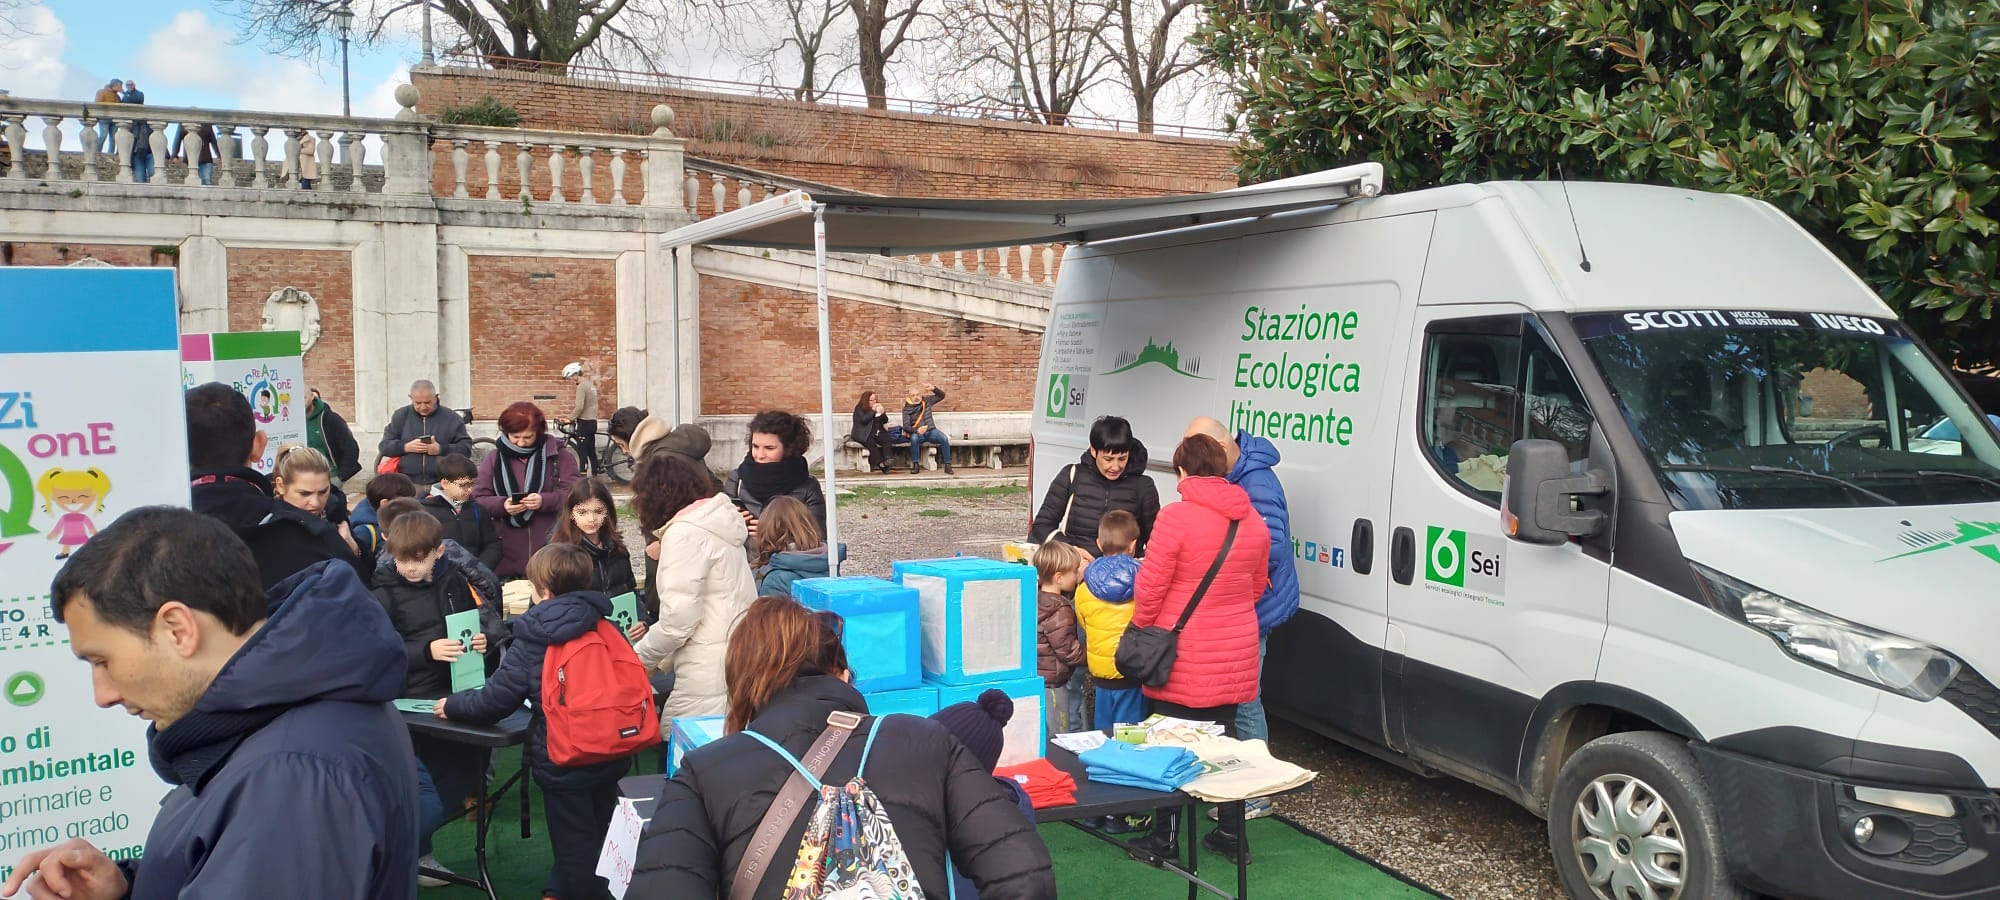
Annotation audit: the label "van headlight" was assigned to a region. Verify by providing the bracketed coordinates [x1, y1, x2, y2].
[1691, 564, 1961, 701]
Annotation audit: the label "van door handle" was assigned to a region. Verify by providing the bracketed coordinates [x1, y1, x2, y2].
[1390, 526, 1415, 585]
[1351, 518, 1375, 575]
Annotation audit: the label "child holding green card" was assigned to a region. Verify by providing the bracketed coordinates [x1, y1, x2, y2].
[372, 511, 504, 878]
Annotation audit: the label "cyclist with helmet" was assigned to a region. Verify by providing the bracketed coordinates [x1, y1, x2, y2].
[559, 362, 599, 476]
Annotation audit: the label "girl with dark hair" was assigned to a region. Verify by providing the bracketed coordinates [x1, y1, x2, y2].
[550, 477, 639, 603]
[1029, 414, 1163, 555]
[628, 596, 1057, 899]
[631, 452, 758, 725]
[850, 390, 893, 474]
[723, 409, 828, 530]
[474, 401, 581, 578]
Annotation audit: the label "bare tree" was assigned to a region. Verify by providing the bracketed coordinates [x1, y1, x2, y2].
[0, 0, 38, 41]
[722, 0, 855, 101]
[847, 0, 923, 109]
[221, 0, 676, 72]
[1100, 0, 1204, 132]
[932, 0, 1114, 126]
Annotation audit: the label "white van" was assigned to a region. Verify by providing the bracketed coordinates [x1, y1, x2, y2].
[1030, 174, 2000, 899]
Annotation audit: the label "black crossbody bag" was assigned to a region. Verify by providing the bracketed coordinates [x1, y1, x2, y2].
[1114, 519, 1239, 688]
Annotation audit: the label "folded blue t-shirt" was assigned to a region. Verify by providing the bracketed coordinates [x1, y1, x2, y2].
[1079, 741, 1201, 791]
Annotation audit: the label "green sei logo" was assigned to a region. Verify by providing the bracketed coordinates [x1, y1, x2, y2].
[1425, 527, 1467, 586]
[1425, 526, 1504, 594]
[1046, 374, 1069, 418]
[1045, 374, 1087, 420]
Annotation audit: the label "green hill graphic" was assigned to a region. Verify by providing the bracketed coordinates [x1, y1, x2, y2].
[1106, 338, 1207, 379]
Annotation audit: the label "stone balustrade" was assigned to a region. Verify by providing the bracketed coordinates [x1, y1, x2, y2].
[0, 87, 684, 211]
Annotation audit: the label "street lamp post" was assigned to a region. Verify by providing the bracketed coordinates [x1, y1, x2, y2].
[1008, 74, 1027, 123]
[333, 1, 354, 117]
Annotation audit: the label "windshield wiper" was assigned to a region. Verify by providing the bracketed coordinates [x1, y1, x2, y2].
[1660, 464, 1898, 505]
[1853, 469, 2000, 491]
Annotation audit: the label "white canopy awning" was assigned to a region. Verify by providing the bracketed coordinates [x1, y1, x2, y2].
[656, 163, 1387, 575]
[659, 162, 1386, 254]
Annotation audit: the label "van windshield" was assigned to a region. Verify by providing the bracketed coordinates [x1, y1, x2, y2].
[1574, 310, 2000, 510]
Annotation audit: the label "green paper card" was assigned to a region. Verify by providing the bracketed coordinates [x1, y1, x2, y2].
[393, 699, 436, 714]
[446, 609, 485, 692]
[608, 592, 641, 641]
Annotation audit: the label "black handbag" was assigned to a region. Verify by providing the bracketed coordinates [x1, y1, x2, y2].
[1115, 518, 1240, 688]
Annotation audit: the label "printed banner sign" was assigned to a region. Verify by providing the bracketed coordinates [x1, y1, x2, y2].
[0, 268, 189, 883]
[180, 331, 305, 474]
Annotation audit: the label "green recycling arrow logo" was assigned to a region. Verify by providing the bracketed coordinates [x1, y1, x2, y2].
[0, 442, 39, 554]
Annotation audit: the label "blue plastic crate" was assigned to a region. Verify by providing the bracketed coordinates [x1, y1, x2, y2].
[666, 715, 726, 777]
[792, 576, 922, 692]
[891, 557, 1036, 685]
[861, 685, 939, 719]
[928, 674, 1047, 766]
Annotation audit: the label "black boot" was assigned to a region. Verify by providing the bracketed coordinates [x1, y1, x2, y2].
[1200, 803, 1252, 865]
[1124, 810, 1178, 865]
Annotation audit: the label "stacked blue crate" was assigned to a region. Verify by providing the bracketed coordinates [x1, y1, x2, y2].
[665, 715, 726, 777]
[792, 576, 922, 693]
[861, 684, 940, 718]
[928, 674, 1047, 766]
[890, 557, 1036, 684]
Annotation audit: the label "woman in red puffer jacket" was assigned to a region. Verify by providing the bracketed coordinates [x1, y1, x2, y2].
[1132, 433, 1272, 715]
[1124, 432, 1270, 863]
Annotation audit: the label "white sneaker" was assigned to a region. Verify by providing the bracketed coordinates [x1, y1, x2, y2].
[417, 854, 453, 888]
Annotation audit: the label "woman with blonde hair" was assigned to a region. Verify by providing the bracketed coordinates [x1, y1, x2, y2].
[750, 495, 841, 597]
[267, 444, 368, 580]
[628, 596, 1055, 899]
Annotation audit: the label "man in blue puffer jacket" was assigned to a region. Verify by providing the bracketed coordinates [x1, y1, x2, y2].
[5, 507, 418, 900]
[1187, 417, 1298, 820]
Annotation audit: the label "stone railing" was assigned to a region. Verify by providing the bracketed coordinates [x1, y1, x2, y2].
[680, 157, 1063, 284]
[0, 88, 686, 211]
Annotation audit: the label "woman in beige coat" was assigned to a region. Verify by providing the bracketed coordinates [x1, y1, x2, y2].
[280, 129, 319, 189]
[631, 452, 758, 723]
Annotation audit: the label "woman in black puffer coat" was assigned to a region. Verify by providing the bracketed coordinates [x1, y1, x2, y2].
[628, 596, 1055, 900]
[1030, 415, 1162, 556]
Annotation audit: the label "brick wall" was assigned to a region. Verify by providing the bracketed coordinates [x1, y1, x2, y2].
[5, 242, 168, 267]
[227, 249, 356, 414]
[467, 255, 618, 422]
[700, 276, 1039, 416]
[414, 68, 1240, 200]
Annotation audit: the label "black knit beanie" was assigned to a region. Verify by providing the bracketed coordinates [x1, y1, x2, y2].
[929, 689, 1014, 773]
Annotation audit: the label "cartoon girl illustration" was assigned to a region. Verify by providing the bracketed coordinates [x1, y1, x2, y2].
[39, 467, 111, 559]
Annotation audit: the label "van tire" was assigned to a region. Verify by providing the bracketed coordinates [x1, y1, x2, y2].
[1547, 731, 1744, 900]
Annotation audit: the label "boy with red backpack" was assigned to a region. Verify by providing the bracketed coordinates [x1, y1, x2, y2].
[437, 543, 657, 900]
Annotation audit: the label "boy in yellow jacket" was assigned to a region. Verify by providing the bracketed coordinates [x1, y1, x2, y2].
[1075, 510, 1147, 729]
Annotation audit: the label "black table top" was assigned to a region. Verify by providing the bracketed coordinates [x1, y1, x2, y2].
[1032, 743, 1188, 823]
[403, 708, 533, 748]
[614, 745, 1190, 826]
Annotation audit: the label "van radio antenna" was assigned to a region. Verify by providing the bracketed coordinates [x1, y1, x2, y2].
[1556, 164, 1593, 273]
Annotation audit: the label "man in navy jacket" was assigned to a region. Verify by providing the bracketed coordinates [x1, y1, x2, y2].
[2, 507, 419, 900]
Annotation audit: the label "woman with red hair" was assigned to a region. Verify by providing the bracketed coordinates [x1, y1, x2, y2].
[474, 401, 581, 578]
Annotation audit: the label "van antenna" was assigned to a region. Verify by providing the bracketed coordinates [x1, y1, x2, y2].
[1556, 164, 1593, 273]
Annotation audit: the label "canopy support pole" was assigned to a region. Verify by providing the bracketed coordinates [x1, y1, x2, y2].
[813, 203, 840, 575]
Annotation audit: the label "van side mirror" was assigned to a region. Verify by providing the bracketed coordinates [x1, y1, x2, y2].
[1502, 439, 1611, 545]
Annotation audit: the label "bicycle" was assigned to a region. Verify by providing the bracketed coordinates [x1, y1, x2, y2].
[556, 418, 636, 484]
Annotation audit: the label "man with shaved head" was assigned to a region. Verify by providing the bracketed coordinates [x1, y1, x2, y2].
[1183, 415, 1298, 826]
[379, 380, 474, 486]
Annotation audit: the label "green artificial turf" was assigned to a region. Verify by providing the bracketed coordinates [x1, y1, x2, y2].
[427, 747, 1438, 898]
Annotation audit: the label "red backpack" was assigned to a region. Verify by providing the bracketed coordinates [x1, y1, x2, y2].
[541, 620, 661, 765]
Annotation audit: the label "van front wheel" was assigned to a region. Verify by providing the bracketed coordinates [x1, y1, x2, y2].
[1548, 732, 1744, 900]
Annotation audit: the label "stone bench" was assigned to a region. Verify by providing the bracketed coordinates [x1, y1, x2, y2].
[841, 435, 1029, 471]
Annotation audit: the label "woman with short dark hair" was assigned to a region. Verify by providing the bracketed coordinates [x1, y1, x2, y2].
[1029, 414, 1161, 555]
[473, 401, 580, 578]
[851, 390, 893, 474]
[723, 409, 827, 531]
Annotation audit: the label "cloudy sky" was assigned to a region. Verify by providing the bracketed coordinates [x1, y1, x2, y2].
[2, 1, 419, 116]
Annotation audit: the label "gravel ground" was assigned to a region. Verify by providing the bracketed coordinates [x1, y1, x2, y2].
[618, 483, 1562, 898]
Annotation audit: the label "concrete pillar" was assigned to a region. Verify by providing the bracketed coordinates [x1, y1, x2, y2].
[615, 249, 647, 411]
[351, 239, 389, 432]
[177, 235, 229, 334]
[641, 105, 686, 211]
[438, 244, 472, 410]
[642, 242, 694, 423]
[382, 222, 443, 410]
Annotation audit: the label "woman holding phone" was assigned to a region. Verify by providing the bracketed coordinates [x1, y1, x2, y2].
[474, 401, 581, 579]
